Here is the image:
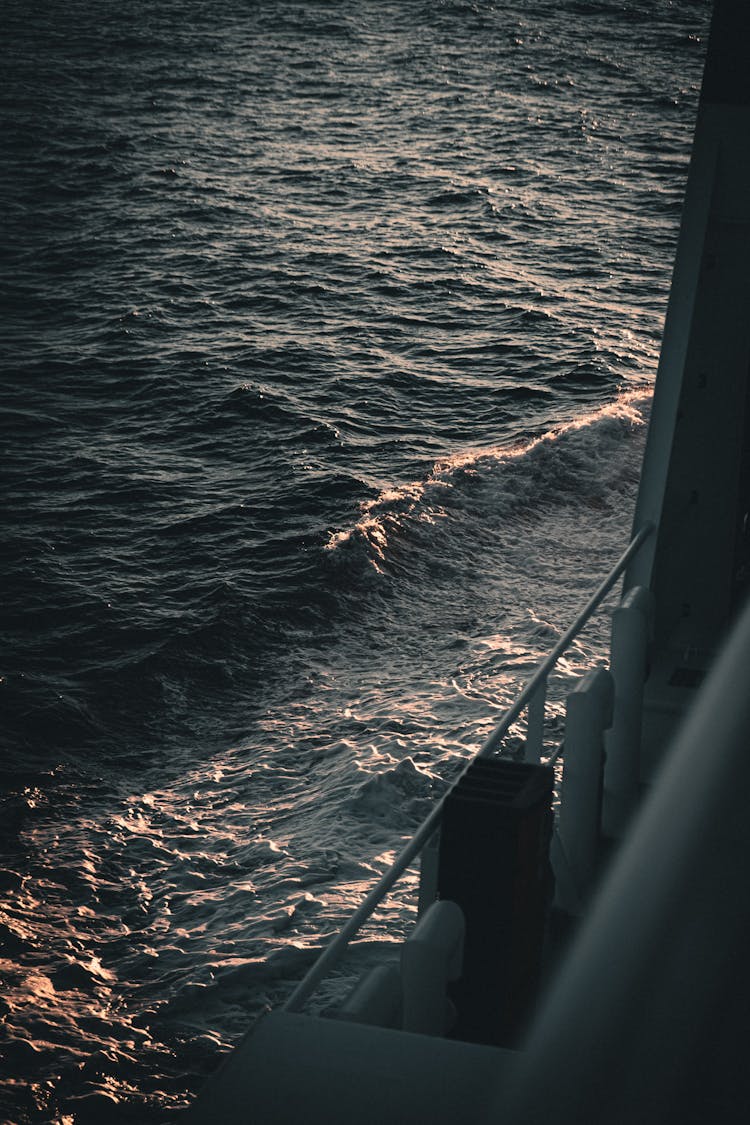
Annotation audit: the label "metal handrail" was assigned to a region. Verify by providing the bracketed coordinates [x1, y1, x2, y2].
[283, 521, 654, 1013]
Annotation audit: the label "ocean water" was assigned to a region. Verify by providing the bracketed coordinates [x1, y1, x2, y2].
[1, 0, 709, 1120]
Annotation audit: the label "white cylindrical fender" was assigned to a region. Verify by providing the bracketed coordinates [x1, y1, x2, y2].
[557, 667, 614, 905]
[401, 899, 465, 1035]
[604, 586, 653, 838]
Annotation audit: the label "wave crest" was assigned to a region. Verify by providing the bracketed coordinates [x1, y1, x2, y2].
[326, 389, 649, 573]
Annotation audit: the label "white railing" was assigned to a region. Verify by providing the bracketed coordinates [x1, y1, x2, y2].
[283, 521, 654, 1014]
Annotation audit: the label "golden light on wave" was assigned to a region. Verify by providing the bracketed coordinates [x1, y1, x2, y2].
[326, 386, 650, 570]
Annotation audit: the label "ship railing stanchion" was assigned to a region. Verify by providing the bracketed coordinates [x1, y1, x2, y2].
[525, 674, 547, 764]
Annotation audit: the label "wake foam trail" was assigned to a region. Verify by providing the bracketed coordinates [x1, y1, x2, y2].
[325, 389, 650, 575]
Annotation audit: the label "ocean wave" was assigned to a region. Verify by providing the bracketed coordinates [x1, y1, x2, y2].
[325, 390, 649, 575]
[346, 755, 442, 826]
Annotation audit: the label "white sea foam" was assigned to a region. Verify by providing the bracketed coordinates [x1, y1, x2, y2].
[326, 388, 649, 572]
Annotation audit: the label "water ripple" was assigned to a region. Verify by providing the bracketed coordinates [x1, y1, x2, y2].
[1, 0, 709, 1118]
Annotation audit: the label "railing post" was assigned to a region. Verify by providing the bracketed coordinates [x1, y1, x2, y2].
[418, 831, 440, 917]
[525, 674, 547, 763]
[604, 586, 653, 839]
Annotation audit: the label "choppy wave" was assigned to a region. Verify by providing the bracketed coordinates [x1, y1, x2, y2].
[326, 390, 648, 573]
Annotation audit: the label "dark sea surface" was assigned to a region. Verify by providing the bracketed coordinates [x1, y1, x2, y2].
[1, 1, 710, 1120]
